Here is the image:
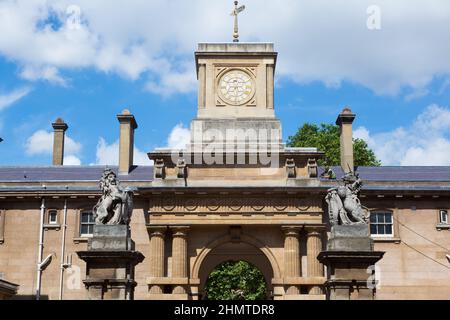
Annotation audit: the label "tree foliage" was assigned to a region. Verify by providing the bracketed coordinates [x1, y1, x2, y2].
[204, 261, 267, 300]
[287, 123, 381, 167]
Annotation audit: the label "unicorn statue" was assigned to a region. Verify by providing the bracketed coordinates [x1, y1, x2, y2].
[325, 171, 370, 226]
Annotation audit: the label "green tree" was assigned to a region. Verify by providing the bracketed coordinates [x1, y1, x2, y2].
[287, 123, 381, 167]
[204, 261, 267, 300]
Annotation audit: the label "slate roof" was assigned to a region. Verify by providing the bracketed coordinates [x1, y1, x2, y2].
[320, 166, 450, 182]
[0, 165, 449, 183]
[0, 166, 154, 182]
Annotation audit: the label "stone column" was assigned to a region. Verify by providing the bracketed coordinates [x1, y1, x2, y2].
[282, 226, 301, 295]
[148, 227, 166, 294]
[171, 226, 189, 294]
[306, 226, 324, 294]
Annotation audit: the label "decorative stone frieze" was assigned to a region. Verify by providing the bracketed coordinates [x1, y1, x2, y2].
[149, 196, 322, 215]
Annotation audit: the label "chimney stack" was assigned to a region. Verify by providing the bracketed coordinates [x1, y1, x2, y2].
[336, 108, 355, 173]
[52, 118, 68, 166]
[117, 109, 138, 175]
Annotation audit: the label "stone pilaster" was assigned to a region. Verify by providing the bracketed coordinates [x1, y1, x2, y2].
[282, 226, 301, 295]
[198, 63, 206, 109]
[171, 226, 189, 294]
[148, 227, 166, 294]
[266, 64, 274, 109]
[306, 226, 324, 294]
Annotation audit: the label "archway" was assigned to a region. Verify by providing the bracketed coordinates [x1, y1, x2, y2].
[204, 260, 267, 300]
[197, 240, 275, 300]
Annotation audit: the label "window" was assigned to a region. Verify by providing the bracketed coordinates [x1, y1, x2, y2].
[439, 210, 448, 224]
[48, 210, 58, 225]
[370, 212, 393, 237]
[80, 212, 95, 236]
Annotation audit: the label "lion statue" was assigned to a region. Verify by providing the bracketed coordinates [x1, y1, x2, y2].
[93, 168, 133, 225]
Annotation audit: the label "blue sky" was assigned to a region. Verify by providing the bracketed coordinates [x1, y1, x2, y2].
[1, 0, 450, 166]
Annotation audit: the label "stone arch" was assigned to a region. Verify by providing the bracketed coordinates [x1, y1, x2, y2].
[191, 232, 281, 286]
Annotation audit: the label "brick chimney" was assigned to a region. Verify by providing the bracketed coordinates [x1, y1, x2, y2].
[52, 118, 68, 166]
[117, 109, 138, 175]
[336, 107, 356, 173]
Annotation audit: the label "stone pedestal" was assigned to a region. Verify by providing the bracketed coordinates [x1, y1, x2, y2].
[318, 225, 384, 300]
[77, 225, 144, 300]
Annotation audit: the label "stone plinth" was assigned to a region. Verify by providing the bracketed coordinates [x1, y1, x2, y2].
[77, 225, 144, 300]
[327, 225, 373, 251]
[319, 225, 384, 300]
[88, 225, 134, 251]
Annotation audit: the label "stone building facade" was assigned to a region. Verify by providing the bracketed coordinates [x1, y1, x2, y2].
[0, 43, 449, 300]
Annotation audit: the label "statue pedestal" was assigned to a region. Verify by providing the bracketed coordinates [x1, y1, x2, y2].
[77, 225, 145, 300]
[318, 225, 384, 300]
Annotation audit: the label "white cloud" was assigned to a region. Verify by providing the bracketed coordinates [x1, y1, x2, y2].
[167, 123, 191, 149]
[0, 87, 32, 111]
[94, 138, 151, 166]
[64, 155, 81, 165]
[25, 129, 82, 164]
[20, 66, 67, 86]
[1, 0, 450, 97]
[355, 104, 450, 165]
[94, 124, 190, 166]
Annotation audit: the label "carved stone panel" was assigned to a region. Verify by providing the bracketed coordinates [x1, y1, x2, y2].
[149, 196, 322, 215]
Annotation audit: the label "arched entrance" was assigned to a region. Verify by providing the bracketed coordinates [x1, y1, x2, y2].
[204, 260, 267, 300]
[196, 240, 275, 300]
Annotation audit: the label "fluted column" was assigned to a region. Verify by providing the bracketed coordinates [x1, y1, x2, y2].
[282, 226, 301, 295]
[171, 226, 189, 294]
[148, 227, 166, 294]
[306, 226, 324, 294]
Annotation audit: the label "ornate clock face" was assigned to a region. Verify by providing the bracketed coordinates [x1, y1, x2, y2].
[218, 69, 255, 105]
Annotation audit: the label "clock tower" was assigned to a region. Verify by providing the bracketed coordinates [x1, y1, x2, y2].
[191, 43, 282, 150]
[195, 42, 277, 118]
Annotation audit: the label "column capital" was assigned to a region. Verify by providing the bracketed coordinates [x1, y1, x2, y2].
[281, 225, 302, 237]
[304, 225, 326, 234]
[147, 226, 167, 237]
[170, 226, 190, 237]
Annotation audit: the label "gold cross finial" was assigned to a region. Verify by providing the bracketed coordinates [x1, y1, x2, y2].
[230, 1, 246, 42]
